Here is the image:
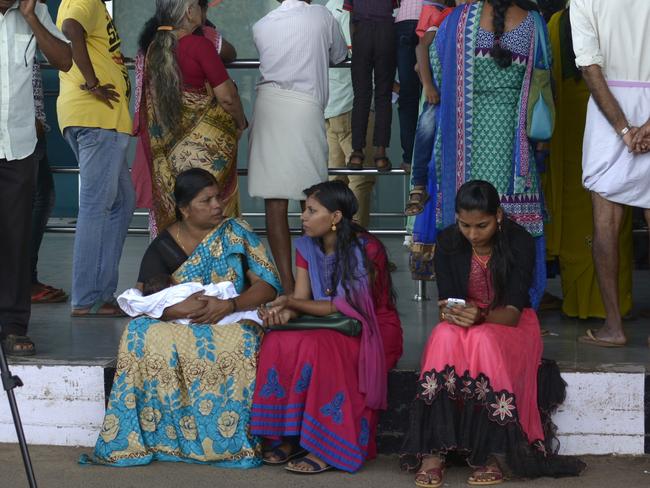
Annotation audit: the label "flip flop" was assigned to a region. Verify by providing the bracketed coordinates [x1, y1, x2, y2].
[577, 328, 626, 348]
[71, 301, 126, 318]
[414, 466, 445, 488]
[262, 446, 307, 466]
[31, 287, 68, 304]
[467, 465, 503, 486]
[285, 456, 333, 474]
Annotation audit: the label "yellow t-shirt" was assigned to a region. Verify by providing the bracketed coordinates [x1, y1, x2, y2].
[56, 0, 132, 134]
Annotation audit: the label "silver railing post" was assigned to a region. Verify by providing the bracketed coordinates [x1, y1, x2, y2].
[412, 280, 430, 302]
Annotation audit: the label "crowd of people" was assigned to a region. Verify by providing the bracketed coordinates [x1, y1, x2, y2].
[1, 0, 649, 484]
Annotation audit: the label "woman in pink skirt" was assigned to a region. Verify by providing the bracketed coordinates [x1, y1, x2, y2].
[401, 180, 584, 487]
[251, 181, 403, 474]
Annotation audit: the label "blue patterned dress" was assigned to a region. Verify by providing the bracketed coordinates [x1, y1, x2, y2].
[81, 219, 281, 468]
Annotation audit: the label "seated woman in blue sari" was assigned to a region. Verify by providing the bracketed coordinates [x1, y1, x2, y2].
[81, 168, 282, 468]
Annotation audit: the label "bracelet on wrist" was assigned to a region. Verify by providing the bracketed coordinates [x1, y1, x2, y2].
[229, 297, 237, 313]
[619, 125, 631, 137]
[83, 80, 100, 92]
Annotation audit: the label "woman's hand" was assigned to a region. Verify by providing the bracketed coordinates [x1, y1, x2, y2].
[262, 308, 292, 328]
[439, 300, 481, 328]
[189, 296, 233, 324]
[162, 291, 206, 320]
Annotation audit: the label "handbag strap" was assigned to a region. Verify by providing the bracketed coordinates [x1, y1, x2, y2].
[532, 11, 550, 69]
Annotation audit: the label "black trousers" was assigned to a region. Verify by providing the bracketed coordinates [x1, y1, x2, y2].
[351, 20, 396, 151]
[0, 154, 36, 338]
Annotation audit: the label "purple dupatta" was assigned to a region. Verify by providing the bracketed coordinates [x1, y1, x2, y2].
[294, 236, 387, 410]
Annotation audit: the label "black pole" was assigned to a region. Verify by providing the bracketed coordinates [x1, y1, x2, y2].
[0, 341, 38, 488]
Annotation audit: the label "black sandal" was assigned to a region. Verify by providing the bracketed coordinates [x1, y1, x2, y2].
[347, 151, 365, 170]
[262, 445, 308, 466]
[374, 156, 393, 172]
[2, 334, 36, 356]
[285, 456, 334, 474]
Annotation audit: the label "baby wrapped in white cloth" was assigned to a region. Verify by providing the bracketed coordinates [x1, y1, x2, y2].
[117, 281, 262, 326]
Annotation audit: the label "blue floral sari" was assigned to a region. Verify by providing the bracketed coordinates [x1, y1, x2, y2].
[81, 219, 281, 468]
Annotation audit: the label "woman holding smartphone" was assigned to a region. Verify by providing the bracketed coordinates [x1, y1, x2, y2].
[400, 181, 584, 487]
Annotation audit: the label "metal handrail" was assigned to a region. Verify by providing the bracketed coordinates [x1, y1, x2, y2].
[41, 59, 349, 70]
[45, 225, 408, 237]
[50, 166, 407, 176]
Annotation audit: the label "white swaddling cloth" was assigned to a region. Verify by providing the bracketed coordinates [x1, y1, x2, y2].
[117, 281, 262, 326]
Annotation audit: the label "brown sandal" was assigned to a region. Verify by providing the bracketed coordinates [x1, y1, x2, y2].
[467, 465, 504, 486]
[374, 156, 393, 172]
[347, 151, 364, 170]
[2, 334, 36, 356]
[414, 465, 445, 488]
[405, 186, 430, 216]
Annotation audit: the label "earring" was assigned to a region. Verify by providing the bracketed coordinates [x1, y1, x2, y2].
[498, 221, 502, 231]
[331, 223, 337, 232]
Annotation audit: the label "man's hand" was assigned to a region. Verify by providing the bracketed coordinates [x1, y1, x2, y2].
[632, 121, 650, 153]
[81, 82, 120, 109]
[622, 127, 640, 153]
[18, 0, 37, 19]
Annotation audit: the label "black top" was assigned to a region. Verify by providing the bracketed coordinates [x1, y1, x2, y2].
[434, 219, 535, 310]
[137, 230, 188, 284]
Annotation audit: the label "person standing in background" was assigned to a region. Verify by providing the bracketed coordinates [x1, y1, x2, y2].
[344, 0, 397, 172]
[571, 0, 650, 347]
[57, 0, 135, 317]
[0, 0, 71, 355]
[324, 0, 376, 228]
[249, 0, 348, 293]
[542, 5, 633, 321]
[31, 51, 69, 304]
[394, 0, 422, 173]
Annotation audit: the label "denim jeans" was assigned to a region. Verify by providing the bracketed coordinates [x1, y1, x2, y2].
[31, 136, 55, 283]
[411, 101, 437, 187]
[395, 20, 421, 165]
[64, 127, 135, 309]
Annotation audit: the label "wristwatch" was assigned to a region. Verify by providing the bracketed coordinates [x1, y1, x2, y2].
[619, 125, 631, 137]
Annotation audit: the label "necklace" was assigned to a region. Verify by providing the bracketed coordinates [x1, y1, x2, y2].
[472, 247, 492, 269]
[176, 222, 190, 255]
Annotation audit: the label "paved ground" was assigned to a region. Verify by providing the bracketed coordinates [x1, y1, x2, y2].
[0, 445, 648, 488]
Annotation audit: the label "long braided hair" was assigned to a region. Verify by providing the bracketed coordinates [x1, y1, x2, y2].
[485, 0, 540, 68]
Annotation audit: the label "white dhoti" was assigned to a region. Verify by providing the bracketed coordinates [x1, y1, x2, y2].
[582, 81, 650, 209]
[248, 85, 328, 201]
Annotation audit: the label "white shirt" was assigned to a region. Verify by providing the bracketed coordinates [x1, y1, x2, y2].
[571, 0, 650, 82]
[0, 2, 67, 161]
[253, 0, 348, 110]
[117, 282, 262, 326]
[324, 0, 353, 119]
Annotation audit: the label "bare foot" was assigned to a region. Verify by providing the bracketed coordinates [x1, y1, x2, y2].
[590, 324, 627, 345]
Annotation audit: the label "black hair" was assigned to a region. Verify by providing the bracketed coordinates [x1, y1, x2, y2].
[455, 180, 513, 308]
[174, 168, 218, 220]
[486, 0, 540, 69]
[143, 274, 173, 296]
[443, 0, 457, 7]
[303, 180, 397, 312]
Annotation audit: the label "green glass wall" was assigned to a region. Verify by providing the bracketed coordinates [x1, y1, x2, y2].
[44, 0, 409, 230]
